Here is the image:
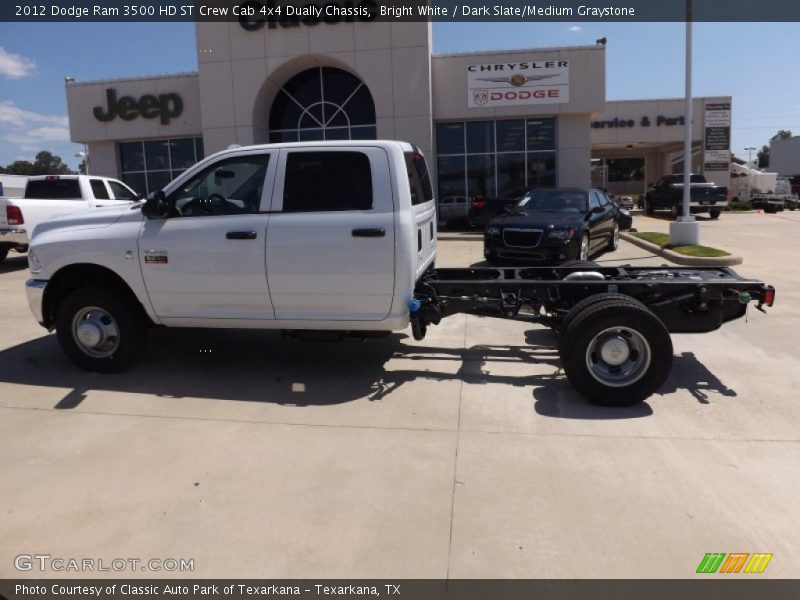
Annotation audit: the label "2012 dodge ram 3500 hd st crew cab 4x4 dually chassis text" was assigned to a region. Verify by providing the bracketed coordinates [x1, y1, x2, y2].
[24, 141, 775, 406]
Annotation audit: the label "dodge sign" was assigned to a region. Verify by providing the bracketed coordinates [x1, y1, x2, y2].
[467, 60, 569, 108]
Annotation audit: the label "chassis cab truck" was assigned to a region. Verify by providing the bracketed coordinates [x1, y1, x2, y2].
[25, 142, 774, 406]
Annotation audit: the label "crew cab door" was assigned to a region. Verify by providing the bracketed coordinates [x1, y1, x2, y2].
[266, 147, 395, 321]
[138, 151, 277, 321]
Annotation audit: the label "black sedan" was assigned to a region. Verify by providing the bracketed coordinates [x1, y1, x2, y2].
[483, 188, 622, 264]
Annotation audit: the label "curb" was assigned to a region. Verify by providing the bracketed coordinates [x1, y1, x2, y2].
[621, 232, 743, 267]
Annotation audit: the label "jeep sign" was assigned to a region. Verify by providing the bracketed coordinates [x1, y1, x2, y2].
[93, 89, 184, 125]
[467, 61, 569, 108]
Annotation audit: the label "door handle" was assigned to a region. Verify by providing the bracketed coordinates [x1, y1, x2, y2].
[226, 231, 257, 240]
[352, 228, 385, 238]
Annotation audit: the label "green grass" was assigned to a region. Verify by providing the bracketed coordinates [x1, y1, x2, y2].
[631, 231, 731, 257]
[632, 232, 669, 246]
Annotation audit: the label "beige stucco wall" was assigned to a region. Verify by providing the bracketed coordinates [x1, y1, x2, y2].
[195, 21, 434, 162]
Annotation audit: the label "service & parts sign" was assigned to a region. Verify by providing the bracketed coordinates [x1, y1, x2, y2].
[467, 60, 569, 108]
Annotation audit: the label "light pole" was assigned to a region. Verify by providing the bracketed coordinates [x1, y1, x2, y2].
[745, 146, 756, 164]
[669, 0, 700, 246]
[75, 149, 89, 175]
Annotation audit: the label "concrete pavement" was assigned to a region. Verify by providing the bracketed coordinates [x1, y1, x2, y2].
[0, 211, 798, 578]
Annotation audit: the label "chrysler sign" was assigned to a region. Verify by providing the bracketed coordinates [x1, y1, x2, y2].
[467, 61, 569, 108]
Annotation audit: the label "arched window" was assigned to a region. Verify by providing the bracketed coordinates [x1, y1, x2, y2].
[269, 67, 377, 142]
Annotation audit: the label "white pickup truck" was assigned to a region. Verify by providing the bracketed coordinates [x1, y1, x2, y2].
[24, 141, 775, 406]
[0, 174, 138, 263]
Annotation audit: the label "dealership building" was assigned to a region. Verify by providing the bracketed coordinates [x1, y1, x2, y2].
[65, 20, 731, 212]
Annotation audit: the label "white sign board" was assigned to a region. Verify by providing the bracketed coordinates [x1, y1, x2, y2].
[467, 60, 569, 108]
[704, 102, 732, 171]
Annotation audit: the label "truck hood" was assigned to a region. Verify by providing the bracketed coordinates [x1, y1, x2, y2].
[31, 203, 143, 239]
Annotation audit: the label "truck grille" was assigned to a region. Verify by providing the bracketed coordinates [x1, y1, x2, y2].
[502, 228, 543, 248]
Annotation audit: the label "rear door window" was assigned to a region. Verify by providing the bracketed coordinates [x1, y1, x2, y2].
[405, 151, 434, 206]
[24, 179, 82, 200]
[89, 179, 110, 199]
[283, 151, 373, 212]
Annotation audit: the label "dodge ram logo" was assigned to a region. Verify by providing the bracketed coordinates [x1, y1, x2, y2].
[473, 89, 488, 106]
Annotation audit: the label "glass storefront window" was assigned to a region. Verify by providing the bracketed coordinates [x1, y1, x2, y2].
[467, 154, 495, 199]
[269, 67, 376, 141]
[466, 121, 494, 154]
[119, 136, 204, 196]
[496, 120, 525, 152]
[435, 118, 557, 210]
[496, 153, 527, 199]
[527, 152, 557, 188]
[437, 123, 465, 155]
[526, 119, 556, 151]
[437, 155, 467, 201]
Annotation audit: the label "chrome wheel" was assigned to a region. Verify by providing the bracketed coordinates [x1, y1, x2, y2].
[585, 326, 652, 388]
[71, 306, 120, 358]
[579, 234, 589, 261]
[611, 223, 619, 249]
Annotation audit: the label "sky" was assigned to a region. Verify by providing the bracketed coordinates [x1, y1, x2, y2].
[1, 20, 799, 169]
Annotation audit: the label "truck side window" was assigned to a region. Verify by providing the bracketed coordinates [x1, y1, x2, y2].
[89, 179, 111, 200]
[283, 151, 372, 212]
[405, 151, 434, 206]
[589, 192, 601, 210]
[168, 154, 270, 217]
[108, 180, 138, 200]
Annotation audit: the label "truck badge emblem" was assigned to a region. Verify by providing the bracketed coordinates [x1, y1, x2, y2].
[144, 250, 168, 264]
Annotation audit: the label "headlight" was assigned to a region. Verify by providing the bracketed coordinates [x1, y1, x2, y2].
[28, 248, 43, 274]
[486, 226, 501, 236]
[549, 228, 575, 240]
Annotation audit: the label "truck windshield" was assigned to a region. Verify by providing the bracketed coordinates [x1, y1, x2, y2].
[517, 190, 588, 213]
[24, 179, 82, 200]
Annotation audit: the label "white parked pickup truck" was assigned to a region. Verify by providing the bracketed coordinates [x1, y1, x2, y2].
[24, 141, 776, 406]
[0, 174, 139, 263]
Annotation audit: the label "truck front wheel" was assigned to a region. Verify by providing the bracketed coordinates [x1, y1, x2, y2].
[56, 287, 147, 372]
[560, 296, 673, 406]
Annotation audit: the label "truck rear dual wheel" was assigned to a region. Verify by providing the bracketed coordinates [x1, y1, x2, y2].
[0, 248, 8, 264]
[55, 287, 147, 372]
[558, 295, 673, 406]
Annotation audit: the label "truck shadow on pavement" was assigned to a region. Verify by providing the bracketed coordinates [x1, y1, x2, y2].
[0, 327, 735, 418]
[0, 255, 28, 274]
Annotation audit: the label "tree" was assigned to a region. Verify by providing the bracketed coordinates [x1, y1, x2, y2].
[770, 130, 792, 142]
[756, 131, 794, 169]
[757, 145, 770, 169]
[5, 160, 35, 175]
[31, 151, 73, 175]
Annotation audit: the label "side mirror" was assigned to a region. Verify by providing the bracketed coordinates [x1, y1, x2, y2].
[141, 190, 170, 219]
[591, 206, 605, 214]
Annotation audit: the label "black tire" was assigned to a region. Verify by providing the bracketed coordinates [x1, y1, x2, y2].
[55, 287, 147, 372]
[709, 209, 721, 220]
[556, 292, 631, 358]
[559, 296, 673, 406]
[607, 222, 620, 250]
[0, 248, 8, 264]
[644, 199, 654, 215]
